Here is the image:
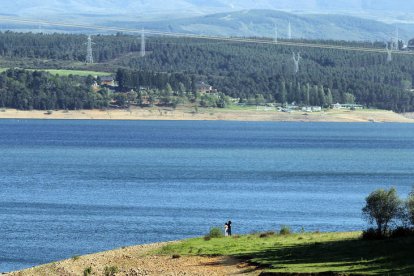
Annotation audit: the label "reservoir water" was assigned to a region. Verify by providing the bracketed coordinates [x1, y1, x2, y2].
[1, 120, 414, 272]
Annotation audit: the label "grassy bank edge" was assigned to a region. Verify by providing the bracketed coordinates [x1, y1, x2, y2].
[154, 231, 414, 275]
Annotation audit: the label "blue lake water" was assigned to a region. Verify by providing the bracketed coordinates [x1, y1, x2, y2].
[0, 120, 414, 272]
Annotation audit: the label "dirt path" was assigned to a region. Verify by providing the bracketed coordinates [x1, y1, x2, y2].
[7, 242, 259, 276]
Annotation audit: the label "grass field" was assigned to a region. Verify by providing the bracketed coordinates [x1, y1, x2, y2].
[0, 68, 111, 77]
[38, 69, 112, 77]
[157, 231, 414, 275]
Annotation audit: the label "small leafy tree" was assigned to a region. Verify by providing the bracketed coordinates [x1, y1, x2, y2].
[362, 188, 401, 236]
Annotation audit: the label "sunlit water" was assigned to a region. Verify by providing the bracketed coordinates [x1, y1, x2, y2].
[1, 120, 413, 272]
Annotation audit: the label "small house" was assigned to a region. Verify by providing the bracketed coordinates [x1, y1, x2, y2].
[408, 39, 414, 50]
[195, 81, 213, 93]
[100, 76, 116, 87]
[302, 106, 322, 112]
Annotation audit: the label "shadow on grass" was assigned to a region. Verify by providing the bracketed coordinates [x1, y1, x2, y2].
[200, 257, 263, 275]
[235, 236, 414, 275]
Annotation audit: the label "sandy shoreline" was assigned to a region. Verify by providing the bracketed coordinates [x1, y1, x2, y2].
[6, 241, 258, 276]
[0, 107, 413, 123]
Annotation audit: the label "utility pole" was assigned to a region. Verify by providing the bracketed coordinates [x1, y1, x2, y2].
[274, 25, 278, 43]
[292, 52, 301, 74]
[385, 43, 392, 62]
[141, 28, 146, 57]
[288, 21, 292, 40]
[86, 35, 94, 64]
[394, 25, 399, 50]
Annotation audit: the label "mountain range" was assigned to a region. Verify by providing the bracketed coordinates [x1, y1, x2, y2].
[3, 0, 414, 18]
[1, 1, 414, 42]
[134, 10, 414, 41]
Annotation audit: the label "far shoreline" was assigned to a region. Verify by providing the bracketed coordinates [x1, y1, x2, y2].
[0, 107, 413, 123]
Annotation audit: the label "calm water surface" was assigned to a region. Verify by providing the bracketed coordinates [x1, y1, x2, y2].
[1, 120, 414, 272]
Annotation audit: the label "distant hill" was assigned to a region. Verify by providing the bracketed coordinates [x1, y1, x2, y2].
[2, 1, 414, 42]
[4, 0, 414, 18]
[110, 10, 414, 42]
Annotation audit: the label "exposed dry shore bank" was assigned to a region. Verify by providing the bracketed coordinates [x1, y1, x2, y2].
[0, 107, 413, 123]
[6, 241, 258, 276]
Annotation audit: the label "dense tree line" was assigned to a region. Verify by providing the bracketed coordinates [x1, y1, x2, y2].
[0, 69, 109, 110]
[0, 31, 140, 62]
[1, 32, 414, 111]
[0, 69, 231, 110]
[122, 37, 414, 112]
[115, 68, 195, 92]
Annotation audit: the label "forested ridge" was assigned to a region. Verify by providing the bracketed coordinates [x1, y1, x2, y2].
[1, 31, 414, 112]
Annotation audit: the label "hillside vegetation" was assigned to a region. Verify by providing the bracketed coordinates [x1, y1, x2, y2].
[1, 31, 414, 112]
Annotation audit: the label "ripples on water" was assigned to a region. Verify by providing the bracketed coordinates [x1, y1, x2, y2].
[1, 120, 413, 272]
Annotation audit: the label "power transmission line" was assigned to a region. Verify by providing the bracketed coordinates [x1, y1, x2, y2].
[1, 16, 414, 57]
[287, 21, 292, 40]
[141, 28, 145, 57]
[86, 35, 94, 64]
[385, 43, 392, 62]
[292, 52, 301, 74]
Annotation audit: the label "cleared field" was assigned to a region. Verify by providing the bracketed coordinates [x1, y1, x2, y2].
[0, 68, 111, 76]
[39, 69, 112, 77]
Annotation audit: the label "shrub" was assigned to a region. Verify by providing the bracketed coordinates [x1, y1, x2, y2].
[208, 227, 224, 238]
[83, 267, 92, 276]
[362, 227, 383, 240]
[362, 187, 402, 236]
[172, 254, 181, 259]
[260, 231, 275, 238]
[407, 190, 414, 226]
[104, 266, 119, 276]
[72, 255, 80, 261]
[390, 227, 414, 238]
[279, 225, 292, 235]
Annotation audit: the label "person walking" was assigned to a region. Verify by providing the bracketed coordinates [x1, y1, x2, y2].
[227, 221, 232, 236]
[224, 222, 229, 237]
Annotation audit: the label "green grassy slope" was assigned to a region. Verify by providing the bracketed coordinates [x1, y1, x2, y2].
[0, 68, 111, 77]
[157, 232, 414, 274]
[37, 69, 111, 77]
